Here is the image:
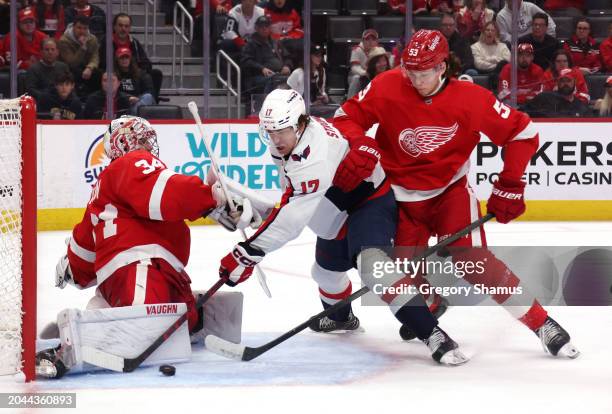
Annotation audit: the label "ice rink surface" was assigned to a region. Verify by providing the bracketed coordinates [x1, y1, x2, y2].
[2, 222, 612, 413]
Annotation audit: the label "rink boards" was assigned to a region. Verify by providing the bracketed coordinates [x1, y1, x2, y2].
[35, 119, 611, 230]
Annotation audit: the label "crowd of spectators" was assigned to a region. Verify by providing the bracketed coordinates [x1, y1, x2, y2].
[189, 0, 611, 118]
[0, 4, 163, 119]
[1, 0, 611, 118]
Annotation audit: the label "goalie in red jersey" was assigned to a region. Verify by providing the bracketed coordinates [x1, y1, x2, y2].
[39, 116, 247, 379]
[332, 29, 579, 358]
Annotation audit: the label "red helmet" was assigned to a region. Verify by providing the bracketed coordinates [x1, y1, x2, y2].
[518, 43, 534, 54]
[401, 29, 449, 71]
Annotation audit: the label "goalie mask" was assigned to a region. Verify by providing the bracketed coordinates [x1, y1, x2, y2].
[258, 89, 306, 145]
[103, 115, 159, 160]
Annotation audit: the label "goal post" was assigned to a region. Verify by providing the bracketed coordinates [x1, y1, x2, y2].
[0, 96, 37, 382]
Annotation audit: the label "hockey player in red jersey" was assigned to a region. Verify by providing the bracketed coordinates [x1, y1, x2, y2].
[36, 116, 249, 379]
[332, 29, 579, 358]
[55, 116, 241, 332]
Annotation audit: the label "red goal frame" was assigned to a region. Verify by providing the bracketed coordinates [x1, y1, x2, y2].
[20, 96, 37, 382]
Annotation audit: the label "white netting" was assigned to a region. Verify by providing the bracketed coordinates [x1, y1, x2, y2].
[0, 98, 24, 376]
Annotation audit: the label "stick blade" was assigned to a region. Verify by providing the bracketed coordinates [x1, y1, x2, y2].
[205, 335, 247, 361]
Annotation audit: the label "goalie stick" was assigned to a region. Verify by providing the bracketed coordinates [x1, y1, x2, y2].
[187, 101, 272, 299]
[81, 277, 227, 373]
[205, 213, 495, 361]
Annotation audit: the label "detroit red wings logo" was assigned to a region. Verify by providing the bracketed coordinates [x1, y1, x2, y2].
[398, 123, 459, 157]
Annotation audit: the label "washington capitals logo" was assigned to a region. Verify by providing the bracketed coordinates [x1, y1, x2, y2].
[291, 145, 311, 162]
[398, 123, 458, 157]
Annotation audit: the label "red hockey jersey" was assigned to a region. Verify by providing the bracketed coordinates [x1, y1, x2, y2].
[563, 36, 602, 74]
[542, 67, 590, 103]
[264, 8, 303, 40]
[67, 150, 217, 288]
[601, 37, 612, 72]
[0, 30, 47, 70]
[498, 62, 545, 104]
[333, 68, 538, 201]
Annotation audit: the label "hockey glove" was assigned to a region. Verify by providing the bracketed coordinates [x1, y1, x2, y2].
[210, 181, 227, 208]
[207, 182, 242, 231]
[55, 254, 75, 289]
[208, 196, 262, 232]
[219, 242, 265, 287]
[333, 136, 380, 192]
[487, 175, 526, 224]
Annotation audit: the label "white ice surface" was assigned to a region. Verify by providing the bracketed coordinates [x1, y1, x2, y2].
[1, 222, 612, 413]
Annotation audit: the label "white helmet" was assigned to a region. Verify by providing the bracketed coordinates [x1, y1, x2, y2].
[258, 88, 306, 144]
[103, 115, 159, 160]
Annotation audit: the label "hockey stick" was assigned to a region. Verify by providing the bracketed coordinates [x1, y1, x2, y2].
[82, 277, 227, 373]
[187, 101, 272, 299]
[205, 213, 495, 361]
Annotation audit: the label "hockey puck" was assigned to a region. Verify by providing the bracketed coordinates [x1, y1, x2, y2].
[159, 365, 176, 376]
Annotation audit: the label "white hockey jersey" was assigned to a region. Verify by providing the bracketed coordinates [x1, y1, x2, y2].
[247, 117, 386, 254]
[221, 4, 265, 42]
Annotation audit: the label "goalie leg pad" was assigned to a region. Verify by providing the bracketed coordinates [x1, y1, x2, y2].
[39, 289, 111, 340]
[56, 303, 191, 374]
[98, 259, 200, 332]
[191, 290, 243, 345]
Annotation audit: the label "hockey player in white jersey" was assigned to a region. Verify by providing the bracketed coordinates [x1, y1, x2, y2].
[216, 89, 469, 365]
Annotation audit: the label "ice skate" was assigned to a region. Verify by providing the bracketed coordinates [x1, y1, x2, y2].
[422, 326, 469, 366]
[309, 310, 361, 333]
[400, 296, 449, 341]
[35, 346, 68, 379]
[535, 316, 580, 358]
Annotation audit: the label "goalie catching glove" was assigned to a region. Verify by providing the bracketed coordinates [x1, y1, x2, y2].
[487, 174, 526, 224]
[207, 182, 263, 232]
[219, 242, 265, 287]
[332, 136, 380, 192]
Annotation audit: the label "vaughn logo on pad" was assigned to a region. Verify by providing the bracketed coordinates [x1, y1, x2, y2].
[146, 304, 179, 315]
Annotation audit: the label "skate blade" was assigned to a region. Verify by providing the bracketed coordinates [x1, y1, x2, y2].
[312, 326, 365, 335]
[439, 349, 470, 366]
[558, 342, 580, 359]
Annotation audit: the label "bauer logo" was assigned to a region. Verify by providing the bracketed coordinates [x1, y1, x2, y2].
[83, 133, 111, 185]
[173, 130, 281, 190]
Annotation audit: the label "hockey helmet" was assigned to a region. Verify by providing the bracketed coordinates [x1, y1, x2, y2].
[401, 29, 449, 71]
[103, 115, 159, 160]
[258, 88, 306, 144]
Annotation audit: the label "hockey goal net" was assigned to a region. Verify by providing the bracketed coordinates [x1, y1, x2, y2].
[0, 97, 36, 382]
